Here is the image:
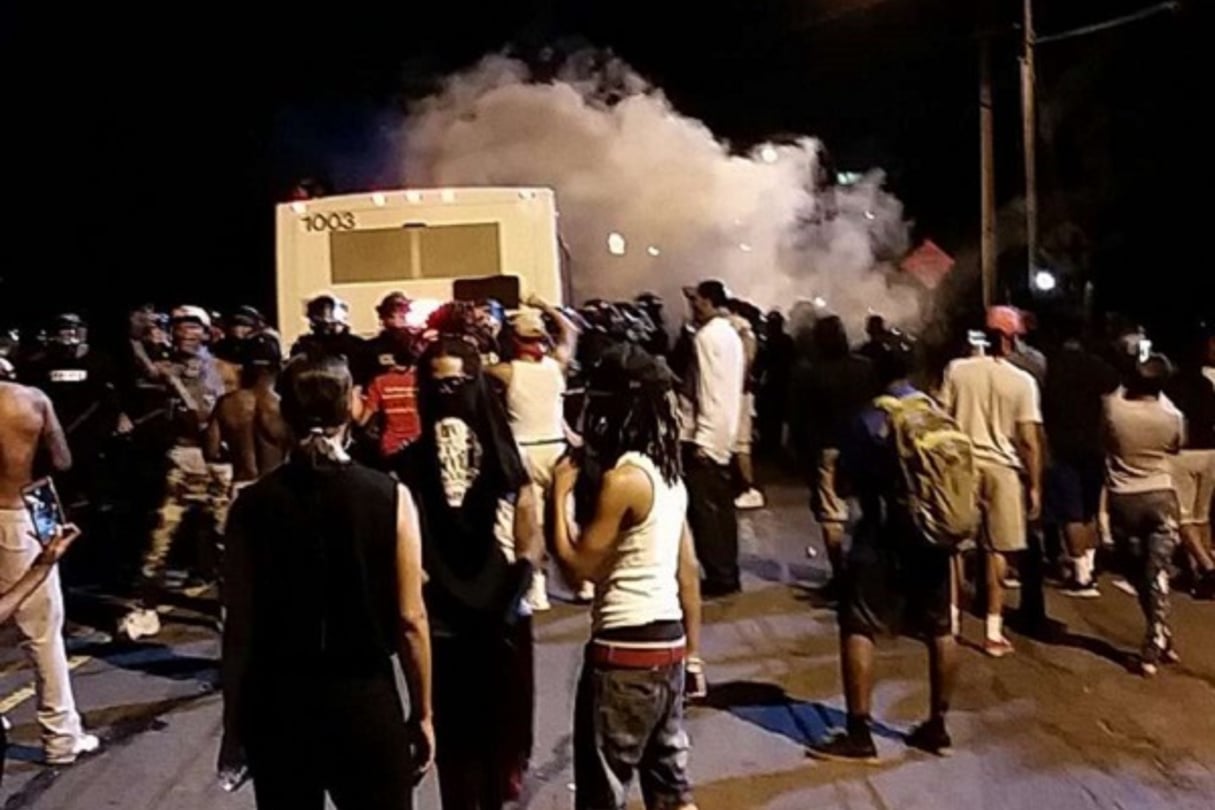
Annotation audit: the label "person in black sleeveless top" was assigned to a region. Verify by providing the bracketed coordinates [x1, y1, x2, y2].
[220, 355, 433, 809]
[394, 335, 541, 810]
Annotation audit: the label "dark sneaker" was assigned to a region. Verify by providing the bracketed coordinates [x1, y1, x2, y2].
[806, 731, 879, 765]
[1060, 579, 1101, 599]
[905, 720, 953, 756]
[700, 580, 741, 600]
[1193, 572, 1215, 601]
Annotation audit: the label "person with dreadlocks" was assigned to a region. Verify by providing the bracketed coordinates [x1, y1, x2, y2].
[549, 342, 704, 810]
[394, 333, 542, 809]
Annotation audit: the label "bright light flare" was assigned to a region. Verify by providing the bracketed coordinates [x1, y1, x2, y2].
[647, 246, 661, 257]
[608, 232, 627, 256]
[759, 145, 779, 164]
[405, 299, 442, 329]
[1033, 269, 1057, 293]
[739, 243, 753, 253]
[813, 296, 828, 309]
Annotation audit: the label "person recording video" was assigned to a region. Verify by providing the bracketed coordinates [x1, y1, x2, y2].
[0, 376, 100, 767]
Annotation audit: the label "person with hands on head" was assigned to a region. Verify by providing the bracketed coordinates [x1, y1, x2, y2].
[549, 342, 702, 810]
[487, 292, 582, 609]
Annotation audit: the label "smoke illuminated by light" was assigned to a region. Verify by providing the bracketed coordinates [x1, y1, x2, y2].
[402, 53, 920, 330]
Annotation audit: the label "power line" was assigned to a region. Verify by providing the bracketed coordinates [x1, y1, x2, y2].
[1035, 1, 1180, 46]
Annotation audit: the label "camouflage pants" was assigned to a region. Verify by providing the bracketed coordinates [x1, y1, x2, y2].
[1108, 490, 1180, 664]
[138, 445, 232, 609]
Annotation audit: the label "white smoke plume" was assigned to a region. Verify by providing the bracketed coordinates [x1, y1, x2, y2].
[402, 53, 920, 331]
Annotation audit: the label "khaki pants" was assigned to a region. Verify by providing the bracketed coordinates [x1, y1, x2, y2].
[139, 446, 232, 608]
[0, 509, 85, 758]
[976, 461, 1028, 553]
[520, 441, 565, 531]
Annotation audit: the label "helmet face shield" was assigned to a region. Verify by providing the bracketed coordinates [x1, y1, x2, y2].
[307, 296, 350, 335]
[51, 315, 87, 349]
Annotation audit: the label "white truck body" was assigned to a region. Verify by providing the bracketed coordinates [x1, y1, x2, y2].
[275, 187, 562, 346]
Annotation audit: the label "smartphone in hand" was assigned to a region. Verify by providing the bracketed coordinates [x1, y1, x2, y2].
[21, 478, 66, 546]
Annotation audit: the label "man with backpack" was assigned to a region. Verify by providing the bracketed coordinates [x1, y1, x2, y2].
[808, 336, 970, 763]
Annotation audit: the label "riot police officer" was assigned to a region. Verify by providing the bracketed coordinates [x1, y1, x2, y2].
[119, 306, 229, 641]
[290, 294, 371, 386]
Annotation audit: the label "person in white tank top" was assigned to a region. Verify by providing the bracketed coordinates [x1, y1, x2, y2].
[548, 343, 703, 810]
[487, 295, 581, 609]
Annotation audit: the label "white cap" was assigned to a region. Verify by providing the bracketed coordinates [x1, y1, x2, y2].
[171, 305, 212, 328]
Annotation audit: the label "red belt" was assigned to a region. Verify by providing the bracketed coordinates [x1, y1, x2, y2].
[589, 643, 686, 669]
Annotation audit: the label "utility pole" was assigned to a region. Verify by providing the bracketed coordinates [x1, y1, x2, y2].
[980, 35, 997, 309]
[1021, 0, 1038, 290]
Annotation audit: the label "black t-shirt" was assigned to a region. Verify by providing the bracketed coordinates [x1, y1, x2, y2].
[1166, 369, 1215, 451]
[290, 332, 373, 387]
[1044, 344, 1120, 459]
[28, 348, 123, 448]
[799, 354, 876, 451]
[224, 461, 400, 679]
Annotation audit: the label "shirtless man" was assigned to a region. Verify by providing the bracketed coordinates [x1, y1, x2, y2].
[205, 334, 289, 486]
[0, 380, 100, 765]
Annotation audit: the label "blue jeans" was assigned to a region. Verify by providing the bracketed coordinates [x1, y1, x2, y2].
[574, 651, 693, 810]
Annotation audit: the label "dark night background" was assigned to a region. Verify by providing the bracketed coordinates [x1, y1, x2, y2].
[1, 1, 1206, 348]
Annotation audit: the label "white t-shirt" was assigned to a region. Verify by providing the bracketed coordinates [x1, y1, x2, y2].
[592, 453, 688, 635]
[941, 355, 1042, 470]
[506, 357, 566, 445]
[1103, 391, 1184, 495]
[679, 316, 744, 464]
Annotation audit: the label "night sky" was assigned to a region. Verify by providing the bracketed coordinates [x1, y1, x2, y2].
[1, 1, 1204, 344]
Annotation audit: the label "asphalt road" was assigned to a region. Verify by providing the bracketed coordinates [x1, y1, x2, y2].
[3, 481, 1214, 809]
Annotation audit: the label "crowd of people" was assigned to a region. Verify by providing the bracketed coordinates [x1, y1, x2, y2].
[0, 282, 1213, 808]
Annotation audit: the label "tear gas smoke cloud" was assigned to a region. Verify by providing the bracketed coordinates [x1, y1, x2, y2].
[403, 54, 920, 332]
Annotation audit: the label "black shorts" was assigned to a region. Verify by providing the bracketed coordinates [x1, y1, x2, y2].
[1045, 454, 1104, 525]
[840, 534, 952, 640]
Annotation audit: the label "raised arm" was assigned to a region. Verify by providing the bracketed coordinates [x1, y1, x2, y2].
[528, 295, 580, 370]
[550, 458, 636, 584]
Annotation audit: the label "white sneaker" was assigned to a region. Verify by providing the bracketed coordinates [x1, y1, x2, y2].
[525, 571, 551, 613]
[734, 489, 766, 510]
[118, 609, 162, 642]
[46, 733, 101, 766]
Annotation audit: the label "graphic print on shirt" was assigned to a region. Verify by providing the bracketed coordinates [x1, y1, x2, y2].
[436, 417, 483, 507]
